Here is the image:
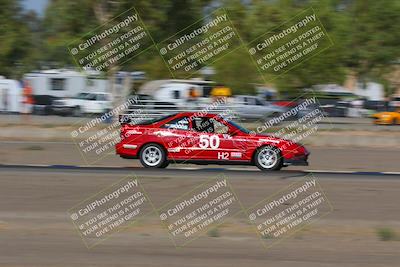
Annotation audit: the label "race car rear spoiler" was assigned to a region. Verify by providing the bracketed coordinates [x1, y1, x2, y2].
[119, 114, 133, 125]
[118, 113, 154, 125]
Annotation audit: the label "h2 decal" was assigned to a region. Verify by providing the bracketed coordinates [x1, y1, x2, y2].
[217, 152, 229, 160]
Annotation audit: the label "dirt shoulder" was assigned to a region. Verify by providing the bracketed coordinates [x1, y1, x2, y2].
[1, 170, 400, 267]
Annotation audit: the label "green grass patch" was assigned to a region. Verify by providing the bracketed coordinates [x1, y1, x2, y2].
[41, 124, 57, 128]
[261, 233, 273, 239]
[377, 227, 397, 241]
[22, 145, 44, 151]
[207, 227, 220, 238]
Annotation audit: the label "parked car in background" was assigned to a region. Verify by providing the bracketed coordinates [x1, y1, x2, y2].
[32, 95, 59, 115]
[389, 96, 400, 111]
[319, 100, 350, 117]
[364, 100, 388, 113]
[371, 110, 400, 125]
[52, 92, 112, 116]
[234, 95, 285, 120]
[126, 94, 177, 111]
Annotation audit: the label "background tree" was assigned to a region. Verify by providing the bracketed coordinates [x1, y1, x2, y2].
[344, 0, 400, 95]
[0, 0, 35, 78]
[1, 0, 399, 97]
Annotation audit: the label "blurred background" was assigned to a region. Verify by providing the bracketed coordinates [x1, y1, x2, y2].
[1, 2, 400, 267]
[1, 0, 400, 113]
[0, 0, 399, 161]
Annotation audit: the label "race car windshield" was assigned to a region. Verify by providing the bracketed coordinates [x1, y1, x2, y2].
[227, 120, 251, 134]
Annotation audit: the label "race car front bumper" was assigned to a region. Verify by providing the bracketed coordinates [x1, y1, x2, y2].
[283, 153, 309, 166]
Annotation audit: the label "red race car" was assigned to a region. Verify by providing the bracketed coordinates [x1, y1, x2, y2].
[115, 112, 309, 171]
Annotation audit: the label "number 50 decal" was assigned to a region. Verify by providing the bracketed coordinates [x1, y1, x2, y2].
[199, 135, 220, 149]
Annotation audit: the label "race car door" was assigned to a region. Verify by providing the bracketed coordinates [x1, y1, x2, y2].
[190, 116, 248, 161]
[156, 116, 197, 160]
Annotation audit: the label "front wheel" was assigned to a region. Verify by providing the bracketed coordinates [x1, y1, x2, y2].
[139, 144, 167, 168]
[254, 146, 283, 171]
[160, 161, 170, 168]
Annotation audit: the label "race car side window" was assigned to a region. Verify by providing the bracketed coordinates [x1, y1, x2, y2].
[192, 117, 229, 134]
[211, 119, 229, 134]
[193, 117, 214, 133]
[161, 116, 190, 130]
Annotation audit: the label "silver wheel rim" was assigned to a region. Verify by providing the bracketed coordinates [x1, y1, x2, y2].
[258, 147, 278, 169]
[142, 146, 162, 166]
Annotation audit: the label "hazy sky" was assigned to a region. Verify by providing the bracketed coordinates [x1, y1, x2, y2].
[22, 0, 49, 16]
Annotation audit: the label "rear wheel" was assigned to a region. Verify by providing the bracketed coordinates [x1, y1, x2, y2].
[254, 146, 283, 171]
[139, 144, 167, 168]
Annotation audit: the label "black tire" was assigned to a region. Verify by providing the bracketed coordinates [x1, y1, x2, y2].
[159, 161, 170, 168]
[73, 106, 82, 117]
[139, 143, 167, 168]
[254, 145, 283, 171]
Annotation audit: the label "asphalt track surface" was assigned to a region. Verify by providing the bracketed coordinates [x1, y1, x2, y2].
[1, 165, 400, 267]
[1, 163, 400, 177]
[1, 141, 400, 172]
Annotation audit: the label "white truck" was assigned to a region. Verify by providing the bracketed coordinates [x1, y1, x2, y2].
[234, 95, 285, 120]
[52, 92, 112, 116]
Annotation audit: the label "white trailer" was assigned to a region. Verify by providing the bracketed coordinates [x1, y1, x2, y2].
[0, 78, 22, 113]
[24, 69, 109, 98]
[139, 79, 215, 106]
